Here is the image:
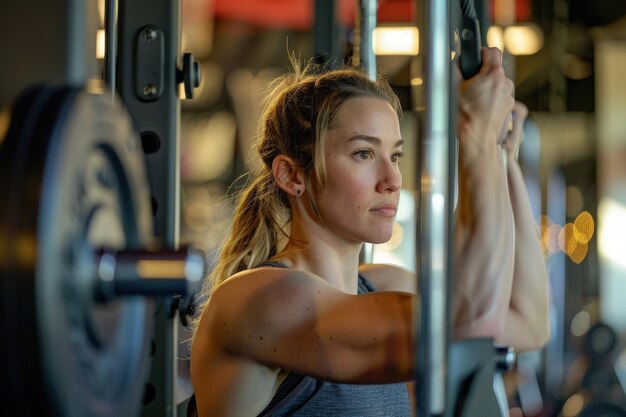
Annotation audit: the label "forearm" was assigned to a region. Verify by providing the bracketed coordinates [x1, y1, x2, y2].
[453, 149, 515, 340]
[452, 47, 517, 341]
[501, 155, 551, 350]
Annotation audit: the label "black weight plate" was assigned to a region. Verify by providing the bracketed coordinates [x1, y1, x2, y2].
[0, 85, 153, 417]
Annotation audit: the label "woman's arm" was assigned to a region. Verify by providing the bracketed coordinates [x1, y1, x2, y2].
[200, 267, 416, 384]
[453, 56, 551, 352]
[452, 47, 517, 341]
[498, 102, 551, 351]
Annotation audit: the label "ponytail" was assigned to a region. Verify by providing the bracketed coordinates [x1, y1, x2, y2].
[208, 170, 289, 288]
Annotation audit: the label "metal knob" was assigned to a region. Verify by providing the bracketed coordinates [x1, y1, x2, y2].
[494, 345, 516, 372]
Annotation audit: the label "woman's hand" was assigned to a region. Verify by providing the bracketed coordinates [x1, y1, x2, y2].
[457, 47, 515, 166]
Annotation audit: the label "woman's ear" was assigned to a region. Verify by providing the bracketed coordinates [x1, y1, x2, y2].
[272, 155, 305, 197]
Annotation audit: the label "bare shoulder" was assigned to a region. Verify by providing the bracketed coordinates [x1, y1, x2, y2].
[194, 265, 414, 384]
[196, 266, 350, 361]
[206, 267, 345, 327]
[359, 263, 417, 293]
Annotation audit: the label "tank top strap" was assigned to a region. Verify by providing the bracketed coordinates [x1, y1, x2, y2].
[357, 273, 378, 294]
[260, 261, 290, 268]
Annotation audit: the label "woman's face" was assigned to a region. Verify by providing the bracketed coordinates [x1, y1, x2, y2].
[314, 96, 403, 245]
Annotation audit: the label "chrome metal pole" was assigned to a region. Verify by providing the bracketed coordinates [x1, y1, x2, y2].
[356, 0, 378, 264]
[416, 0, 450, 414]
[104, 0, 118, 100]
[356, 0, 377, 81]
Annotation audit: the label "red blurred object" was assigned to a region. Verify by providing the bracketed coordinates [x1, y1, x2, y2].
[490, 0, 532, 23]
[214, 0, 313, 30]
[212, 0, 416, 30]
[378, 0, 416, 22]
[211, 0, 533, 29]
[516, 0, 531, 21]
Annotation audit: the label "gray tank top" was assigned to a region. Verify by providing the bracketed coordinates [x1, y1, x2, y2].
[258, 263, 412, 416]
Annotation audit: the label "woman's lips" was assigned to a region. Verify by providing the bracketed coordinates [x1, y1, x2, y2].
[371, 205, 397, 217]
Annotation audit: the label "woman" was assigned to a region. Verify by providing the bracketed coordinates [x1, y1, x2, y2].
[189, 48, 550, 416]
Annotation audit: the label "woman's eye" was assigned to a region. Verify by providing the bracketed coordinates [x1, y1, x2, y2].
[391, 152, 404, 164]
[356, 150, 373, 160]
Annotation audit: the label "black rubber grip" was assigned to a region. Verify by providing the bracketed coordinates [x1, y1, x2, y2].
[459, 16, 482, 79]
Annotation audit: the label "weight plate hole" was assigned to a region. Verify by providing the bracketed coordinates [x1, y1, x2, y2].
[140, 131, 161, 154]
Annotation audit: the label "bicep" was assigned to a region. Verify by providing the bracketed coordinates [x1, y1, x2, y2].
[207, 270, 415, 384]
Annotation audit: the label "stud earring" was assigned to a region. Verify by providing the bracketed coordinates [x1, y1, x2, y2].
[296, 189, 301, 195]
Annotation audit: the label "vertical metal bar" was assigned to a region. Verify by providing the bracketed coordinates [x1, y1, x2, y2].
[544, 172, 566, 397]
[354, 0, 378, 264]
[116, 0, 181, 416]
[104, 0, 118, 98]
[116, 0, 181, 263]
[357, 0, 377, 81]
[474, 0, 490, 46]
[313, 0, 340, 67]
[549, 0, 568, 112]
[416, 0, 450, 415]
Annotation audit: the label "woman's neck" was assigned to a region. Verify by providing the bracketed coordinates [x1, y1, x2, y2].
[273, 219, 363, 294]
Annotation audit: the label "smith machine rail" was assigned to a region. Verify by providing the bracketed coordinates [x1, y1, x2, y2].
[418, 0, 515, 416]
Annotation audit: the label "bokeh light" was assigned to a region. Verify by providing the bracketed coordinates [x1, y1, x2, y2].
[571, 310, 591, 337]
[381, 222, 404, 251]
[538, 211, 595, 263]
[574, 211, 594, 244]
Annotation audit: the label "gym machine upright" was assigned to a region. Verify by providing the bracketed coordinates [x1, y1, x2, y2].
[349, 0, 516, 415]
[417, 0, 516, 416]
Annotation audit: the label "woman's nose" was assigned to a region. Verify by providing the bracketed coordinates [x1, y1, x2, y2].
[377, 160, 402, 193]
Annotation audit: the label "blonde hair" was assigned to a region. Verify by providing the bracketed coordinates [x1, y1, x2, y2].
[195, 59, 401, 307]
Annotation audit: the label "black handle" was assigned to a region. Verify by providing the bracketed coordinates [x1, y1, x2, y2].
[459, 16, 482, 79]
